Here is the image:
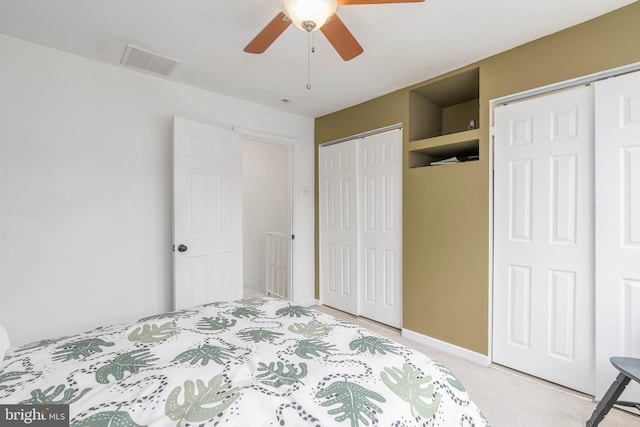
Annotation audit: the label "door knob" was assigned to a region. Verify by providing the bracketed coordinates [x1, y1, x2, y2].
[177, 244, 188, 252]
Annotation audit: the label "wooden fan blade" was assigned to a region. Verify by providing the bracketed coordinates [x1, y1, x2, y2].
[320, 14, 363, 61]
[338, 0, 424, 4]
[244, 12, 292, 54]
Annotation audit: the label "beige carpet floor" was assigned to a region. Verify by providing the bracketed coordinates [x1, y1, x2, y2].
[312, 304, 640, 427]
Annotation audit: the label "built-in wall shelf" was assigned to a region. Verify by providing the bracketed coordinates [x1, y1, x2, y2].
[409, 68, 480, 142]
[410, 128, 480, 152]
[408, 131, 479, 168]
[408, 67, 480, 169]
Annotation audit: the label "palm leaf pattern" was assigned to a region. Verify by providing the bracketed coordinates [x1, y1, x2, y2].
[95, 349, 158, 384]
[276, 305, 311, 318]
[52, 338, 115, 362]
[173, 344, 235, 366]
[138, 309, 197, 323]
[20, 384, 91, 405]
[231, 306, 265, 319]
[256, 361, 307, 387]
[196, 316, 237, 331]
[3, 298, 488, 427]
[237, 329, 284, 343]
[165, 375, 239, 425]
[237, 297, 267, 306]
[381, 363, 441, 419]
[436, 363, 466, 392]
[349, 336, 400, 355]
[288, 320, 332, 337]
[128, 322, 178, 344]
[0, 371, 27, 391]
[295, 339, 336, 359]
[316, 378, 386, 427]
[71, 408, 143, 427]
[15, 337, 68, 354]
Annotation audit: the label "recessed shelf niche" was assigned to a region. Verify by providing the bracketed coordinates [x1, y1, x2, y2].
[409, 68, 480, 141]
[409, 131, 479, 168]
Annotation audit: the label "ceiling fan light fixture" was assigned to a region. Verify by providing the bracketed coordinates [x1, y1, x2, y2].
[281, 0, 338, 32]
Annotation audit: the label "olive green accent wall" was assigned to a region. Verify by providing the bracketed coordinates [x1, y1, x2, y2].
[314, 2, 640, 356]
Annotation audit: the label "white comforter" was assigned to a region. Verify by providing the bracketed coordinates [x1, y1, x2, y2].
[0, 297, 488, 426]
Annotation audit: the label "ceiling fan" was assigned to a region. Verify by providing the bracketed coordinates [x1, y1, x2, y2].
[244, 0, 426, 61]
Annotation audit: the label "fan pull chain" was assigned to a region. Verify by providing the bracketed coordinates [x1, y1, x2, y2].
[306, 32, 315, 90]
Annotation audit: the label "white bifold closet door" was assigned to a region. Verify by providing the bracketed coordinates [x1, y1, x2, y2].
[594, 71, 640, 402]
[494, 69, 640, 401]
[493, 84, 595, 394]
[318, 139, 359, 315]
[319, 129, 402, 328]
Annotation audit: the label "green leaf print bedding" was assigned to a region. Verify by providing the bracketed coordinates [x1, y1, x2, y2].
[0, 298, 488, 426]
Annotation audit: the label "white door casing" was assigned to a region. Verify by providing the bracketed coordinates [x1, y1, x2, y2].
[173, 116, 243, 309]
[358, 130, 402, 328]
[594, 71, 640, 401]
[319, 140, 359, 314]
[493, 85, 595, 394]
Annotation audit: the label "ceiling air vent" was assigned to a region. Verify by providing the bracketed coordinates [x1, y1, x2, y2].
[120, 44, 180, 77]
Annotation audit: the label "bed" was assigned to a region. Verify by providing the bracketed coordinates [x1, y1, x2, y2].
[0, 297, 488, 426]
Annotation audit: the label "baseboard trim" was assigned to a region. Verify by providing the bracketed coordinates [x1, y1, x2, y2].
[401, 328, 491, 366]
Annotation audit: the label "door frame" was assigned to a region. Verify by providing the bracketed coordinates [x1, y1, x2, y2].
[233, 127, 296, 301]
[488, 61, 640, 365]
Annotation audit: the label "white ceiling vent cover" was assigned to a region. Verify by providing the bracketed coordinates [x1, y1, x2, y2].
[120, 44, 180, 77]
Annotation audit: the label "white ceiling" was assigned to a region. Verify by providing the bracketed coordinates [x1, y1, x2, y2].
[0, 0, 635, 118]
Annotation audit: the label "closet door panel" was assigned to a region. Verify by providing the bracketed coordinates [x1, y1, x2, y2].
[319, 142, 359, 314]
[493, 84, 595, 394]
[595, 70, 640, 401]
[359, 130, 402, 328]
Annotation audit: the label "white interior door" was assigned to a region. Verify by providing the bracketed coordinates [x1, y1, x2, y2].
[319, 140, 359, 314]
[358, 130, 402, 328]
[173, 116, 243, 309]
[594, 70, 640, 401]
[493, 85, 595, 394]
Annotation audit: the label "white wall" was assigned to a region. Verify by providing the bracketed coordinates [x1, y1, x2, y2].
[242, 139, 290, 294]
[0, 34, 315, 346]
